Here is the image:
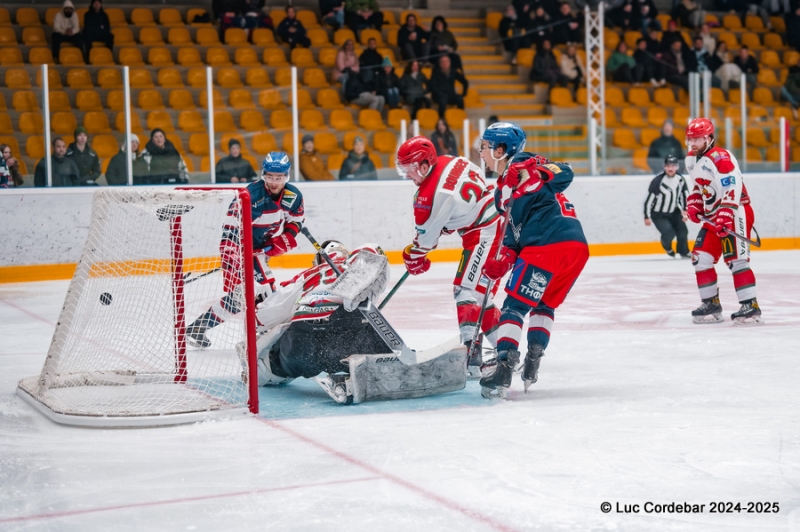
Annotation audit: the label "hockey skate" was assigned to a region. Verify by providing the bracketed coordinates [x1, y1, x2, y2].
[522, 344, 545, 393]
[314, 373, 353, 404]
[731, 298, 763, 325]
[479, 350, 520, 399]
[465, 336, 483, 380]
[186, 324, 211, 348]
[691, 293, 724, 324]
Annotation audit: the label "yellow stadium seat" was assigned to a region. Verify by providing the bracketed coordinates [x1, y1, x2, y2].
[317, 88, 344, 109]
[93, 134, 118, 158]
[359, 109, 386, 130]
[308, 28, 330, 47]
[187, 8, 210, 26]
[235, 48, 260, 66]
[416, 109, 439, 130]
[302, 68, 328, 88]
[270, 110, 293, 129]
[5, 69, 31, 89]
[83, 111, 111, 134]
[252, 28, 276, 46]
[115, 112, 143, 133]
[59, 47, 85, 66]
[119, 47, 145, 66]
[252, 132, 278, 153]
[29, 47, 55, 65]
[327, 153, 345, 171]
[104, 8, 126, 26]
[753, 87, 775, 106]
[270, 9, 287, 26]
[138, 89, 164, 110]
[159, 8, 182, 26]
[240, 110, 266, 132]
[186, 67, 206, 88]
[219, 133, 249, 153]
[319, 47, 338, 68]
[76, 90, 103, 111]
[760, 50, 781, 69]
[0, 28, 17, 47]
[444, 108, 467, 130]
[12, 91, 38, 112]
[147, 111, 174, 132]
[169, 89, 195, 110]
[196, 28, 220, 46]
[765, 147, 780, 162]
[516, 49, 535, 68]
[189, 133, 209, 155]
[722, 14, 742, 30]
[785, 51, 800, 68]
[387, 108, 411, 130]
[612, 128, 641, 149]
[289, 89, 314, 109]
[0, 113, 12, 134]
[0, 8, 10, 26]
[168, 27, 192, 46]
[745, 147, 762, 161]
[605, 87, 625, 107]
[157, 68, 184, 88]
[740, 32, 762, 49]
[627, 87, 653, 107]
[229, 89, 255, 109]
[258, 89, 285, 109]
[51, 112, 77, 134]
[757, 69, 780, 87]
[621, 107, 647, 127]
[550, 87, 576, 107]
[296, 9, 319, 28]
[49, 91, 72, 111]
[329, 109, 357, 130]
[744, 14, 764, 32]
[604, 28, 620, 51]
[334, 28, 356, 46]
[716, 31, 738, 50]
[178, 48, 202, 67]
[300, 109, 326, 130]
[369, 153, 383, 169]
[708, 87, 726, 107]
[26, 136, 45, 159]
[343, 131, 362, 150]
[672, 107, 690, 126]
[246, 68, 272, 88]
[15, 8, 40, 27]
[373, 131, 396, 154]
[640, 128, 660, 146]
[198, 89, 224, 109]
[654, 88, 679, 108]
[36, 68, 62, 89]
[225, 28, 249, 46]
[274, 68, 293, 87]
[632, 147, 650, 171]
[217, 67, 243, 88]
[19, 112, 43, 134]
[89, 47, 115, 66]
[206, 47, 232, 67]
[139, 27, 164, 45]
[264, 48, 289, 67]
[112, 27, 135, 46]
[148, 47, 174, 66]
[22, 27, 46, 46]
[291, 48, 317, 67]
[98, 68, 122, 88]
[129, 68, 154, 88]
[747, 127, 770, 148]
[215, 111, 238, 132]
[178, 111, 205, 132]
[486, 11, 503, 30]
[313, 132, 339, 154]
[728, 88, 750, 105]
[66, 68, 93, 89]
[131, 8, 155, 26]
[106, 90, 124, 111]
[359, 28, 383, 46]
[646, 107, 668, 128]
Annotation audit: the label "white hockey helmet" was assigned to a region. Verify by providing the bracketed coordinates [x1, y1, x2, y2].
[314, 240, 349, 266]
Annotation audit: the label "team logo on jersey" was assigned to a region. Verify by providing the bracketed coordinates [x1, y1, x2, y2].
[710, 151, 721, 161]
[720, 176, 735, 187]
[280, 189, 297, 209]
[701, 165, 713, 173]
[544, 163, 562, 174]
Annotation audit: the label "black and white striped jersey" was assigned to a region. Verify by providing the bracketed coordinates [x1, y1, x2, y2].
[644, 172, 689, 218]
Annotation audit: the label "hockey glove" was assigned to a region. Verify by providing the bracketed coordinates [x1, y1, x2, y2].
[264, 233, 297, 258]
[482, 246, 518, 280]
[402, 245, 431, 275]
[686, 193, 704, 223]
[714, 208, 735, 238]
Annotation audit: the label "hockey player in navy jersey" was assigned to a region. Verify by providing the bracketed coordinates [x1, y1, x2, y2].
[186, 152, 305, 348]
[477, 123, 589, 398]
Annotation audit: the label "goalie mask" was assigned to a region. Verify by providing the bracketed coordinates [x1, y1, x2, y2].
[348, 243, 385, 260]
[314, 240, 349, 266]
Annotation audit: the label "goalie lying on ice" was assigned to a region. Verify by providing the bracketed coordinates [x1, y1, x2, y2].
[247, 241, 468, 404]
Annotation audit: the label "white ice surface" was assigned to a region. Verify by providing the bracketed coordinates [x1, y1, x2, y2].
[1, 251, 799, 531]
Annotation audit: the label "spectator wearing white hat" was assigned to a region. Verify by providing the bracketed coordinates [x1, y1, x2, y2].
[52, 0, 85, 63]
[105, 134, 148, 185]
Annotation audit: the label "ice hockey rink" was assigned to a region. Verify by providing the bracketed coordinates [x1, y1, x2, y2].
[1, 250, 799, 532]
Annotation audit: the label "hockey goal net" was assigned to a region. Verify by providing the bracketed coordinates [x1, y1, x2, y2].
[17, 188, 259, 427]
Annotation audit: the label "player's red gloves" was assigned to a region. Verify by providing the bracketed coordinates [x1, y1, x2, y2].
[482, 246, 518, 280]
[264, 233, 297, 257]
[686, 193, 704, 223]
[714, 208, 735, 238]
[504, 159, 546, 197]
[402, 245, 431, 275]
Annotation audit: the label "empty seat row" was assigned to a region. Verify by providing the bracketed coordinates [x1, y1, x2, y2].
[0, 7, 210, 28]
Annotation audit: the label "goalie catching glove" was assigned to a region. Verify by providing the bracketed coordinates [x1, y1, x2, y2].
[714, 208, 735, 238]
[264, 233, 297, 257]
[482, 246, 517, 280]
[686, 193, 703, 224]
[402, 244, 431, 275]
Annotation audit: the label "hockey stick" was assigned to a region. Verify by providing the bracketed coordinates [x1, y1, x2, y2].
[183, 267, 221, 284]
[378, 271, 409, 310]
[699, 216, 762, 248]
[300, 226, 344, 274]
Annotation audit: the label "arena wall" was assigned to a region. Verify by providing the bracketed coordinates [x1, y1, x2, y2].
[1, 173, 798, 283]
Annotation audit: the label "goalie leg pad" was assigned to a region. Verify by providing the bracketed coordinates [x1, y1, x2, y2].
[255, 323, 294, 385]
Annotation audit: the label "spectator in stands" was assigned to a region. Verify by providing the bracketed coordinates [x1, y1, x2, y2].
[513, 0, 534, 19]
[745, 0, 772, 30]
[733, 46, 759, 93]
[334, 39, 359, 89]
[607, 42, 641, 83]
[788, 5, 800, 52]
[359, 37, 383, 84]
[647, 120, 685, 173]
[339, 136, 378, 180]
[215, 0, 272, 41]
[320, 0, 345, 29]
[276, 6, 311, 49]
[698, 23, 716, 54]
[430, 54, 468, 117]
[499, 5, 525, 64]
[609, 0, 640, 31]
[781, 65, 800, 120]
[660, 19, 687, 50]
[66, 127, 101, 186]
[34, 138, 80, 187]
[688, 36, 722, 87]
[1, 144, 24, 187]
[141, 129, 189, 185]
[105, 134, 148, 185]
[82, 0, 114, 54]
[551, 2, 582, 45]
[636, 0, 660, 32]
[52, 0, 85, 63]
[662, 39, 690, 90]
[530, 39, 569, 87]
[431, 118, 459, 157]
[524, 6, 552, 48]
[644, 23, 664, 58]
[376, 57, 401, 108]
[345, 0, 384, 35]
[559, 44, 584, 90]
[634, 38, 665, 86]
[430, 16, 463, 71]
[299, 135, 335, 181]
[398, 14, 430, 62]
[706, 41, 741, 91]
[399, 60, 432, 119]
[215, 139, 256, 183]
[672, 0, 705, 29]
[344, 68, 385, 110]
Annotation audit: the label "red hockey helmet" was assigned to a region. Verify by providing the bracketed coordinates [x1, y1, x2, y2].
[396, 136, 437, 182]
[686, 117, 714, 139]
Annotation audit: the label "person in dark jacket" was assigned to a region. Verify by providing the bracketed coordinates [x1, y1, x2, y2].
[781, 65, 800, 119]
[344, 0, 383, 33]
[34, 138, 80, 187]
[430, 118, 459, 157]
[398, 60, 431, 119]
[499, 5, 525, 61]
[358, 37, 383, 85]
[733, 46, 759, 93]
[276, 6, 310, 49]
[141, 128, 188, 184]
[430, 16, 463, 71]
[215, 139, 257, 183]
[647, 120, 685, 173]
[430, 54, 468, 117]
[634, 37, 665, 86]
[320, 0, 345, 29]
[105, 134, 148, 185]
[529, 39, 568, 87]
[344, 69, 385, 109]
[66, 127, 101, 186]
[662, 39, 690, 90]
[375, 57, 401, 108]
[397, 14, 430, 61]
[339, 136, 377, 180]
[82, 0, 114, 53]
[523, 6, 551, 48]
[551, 2, 581, 45]
[609, 0, 639, 30]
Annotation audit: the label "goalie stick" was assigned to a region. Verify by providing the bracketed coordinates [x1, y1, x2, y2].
[699, 216, 762, 248]
[378, 271, 409, 310]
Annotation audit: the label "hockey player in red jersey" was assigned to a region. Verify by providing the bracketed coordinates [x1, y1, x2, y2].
[684, 118, 762, 324]
[396, 136, 503, 368]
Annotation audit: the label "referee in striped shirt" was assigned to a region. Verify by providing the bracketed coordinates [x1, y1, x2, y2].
[644, 155, 691, 258]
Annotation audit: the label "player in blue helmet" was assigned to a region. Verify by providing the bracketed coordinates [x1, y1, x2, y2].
[186, 151, 305, 348]
[479, 122, 527, 174]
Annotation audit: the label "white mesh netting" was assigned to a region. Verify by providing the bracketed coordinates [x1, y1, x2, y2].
[17, 188, 257, 426]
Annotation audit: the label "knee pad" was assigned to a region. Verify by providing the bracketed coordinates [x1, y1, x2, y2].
[727, 258, 750, 273]
[693, 250, 715, 271]
[453, 285, 480, 305]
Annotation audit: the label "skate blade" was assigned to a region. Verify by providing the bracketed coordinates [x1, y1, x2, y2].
[481, 386, 507, 400]
[523, 379, 536, 393]
[186, 337, 210, 349]
[466, 366, 483, 381]
[692, 314, 724, 324]
[733, 316, 764, 326]
[313, 376, 353, 405]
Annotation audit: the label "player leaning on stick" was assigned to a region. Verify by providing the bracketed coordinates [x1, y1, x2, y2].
[396, 136, 504, 366]
[186, 152, 305, 348]
[478, 123, 589, 398]
[684, 118, 762, 325]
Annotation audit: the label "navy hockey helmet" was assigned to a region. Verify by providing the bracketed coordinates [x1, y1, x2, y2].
[262, 152, 291, 177]
[480, 122, 527, 159]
